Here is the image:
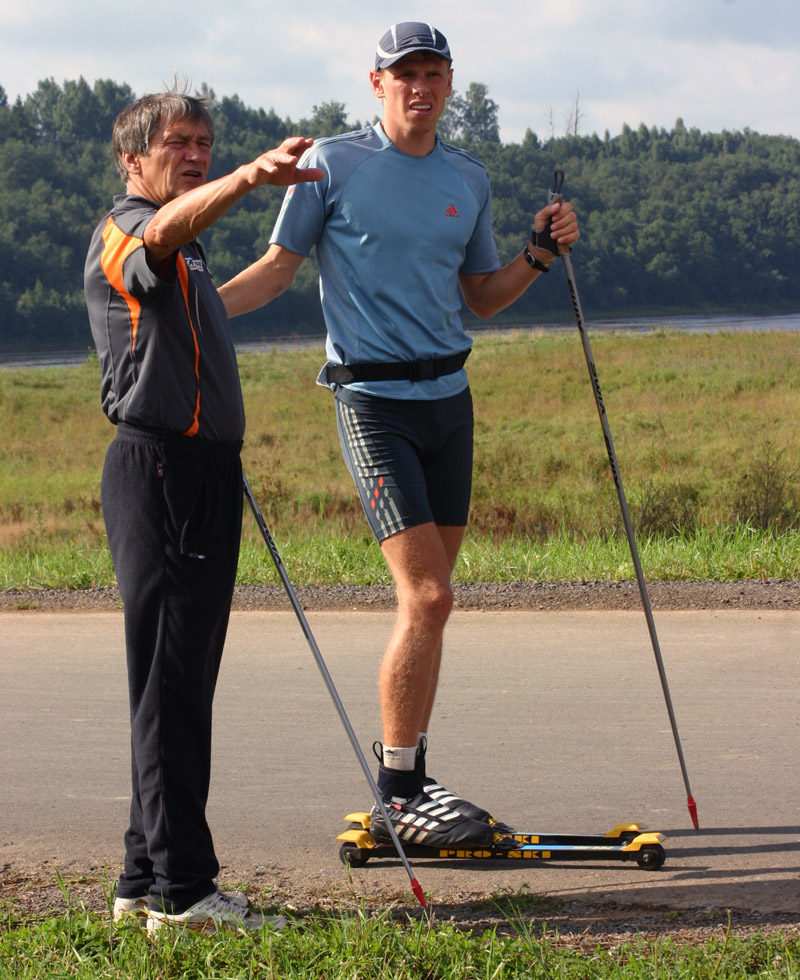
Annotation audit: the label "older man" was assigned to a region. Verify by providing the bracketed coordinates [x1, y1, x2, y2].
[84, 85, 321, 933]
[220, 22, 580, 849]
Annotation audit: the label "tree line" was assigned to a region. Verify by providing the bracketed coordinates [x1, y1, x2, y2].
[1, 77, 799, 350]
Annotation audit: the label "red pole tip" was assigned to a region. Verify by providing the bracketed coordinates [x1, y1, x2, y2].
[687, 795, 699, 830]
[410, 878, 427, 909]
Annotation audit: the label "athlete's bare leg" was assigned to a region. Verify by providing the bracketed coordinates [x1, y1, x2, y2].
[378, 522, 465, 747]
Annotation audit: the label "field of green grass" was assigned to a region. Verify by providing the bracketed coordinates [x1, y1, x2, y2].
[1, 329, 799, 589]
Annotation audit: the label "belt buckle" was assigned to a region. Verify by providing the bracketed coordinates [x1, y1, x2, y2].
[408, 359, 435, 382]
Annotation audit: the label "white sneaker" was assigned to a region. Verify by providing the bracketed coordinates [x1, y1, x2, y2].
[113, 894, 150, 925]
[146, 889, 286, 935]
[113, 887, 246, 926]
[214, 884, 249, 909]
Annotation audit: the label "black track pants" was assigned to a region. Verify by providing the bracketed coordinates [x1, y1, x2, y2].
[102, 424, 243, 912]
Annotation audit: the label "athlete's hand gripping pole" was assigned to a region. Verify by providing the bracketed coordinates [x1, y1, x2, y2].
[545, 173, 699, 830]
[242, 474, 429, 906]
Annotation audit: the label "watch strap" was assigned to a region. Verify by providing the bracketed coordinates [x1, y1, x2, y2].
[523, 244, 550, 273]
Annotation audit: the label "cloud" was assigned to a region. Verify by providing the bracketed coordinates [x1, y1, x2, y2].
[451, 0, 800, 140]
[0, 0, 798, 142]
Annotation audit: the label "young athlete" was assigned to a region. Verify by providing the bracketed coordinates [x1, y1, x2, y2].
[219, 23, 580, 847]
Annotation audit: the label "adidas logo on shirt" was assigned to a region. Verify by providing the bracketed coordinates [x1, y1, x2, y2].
[444, 204, 459, 217]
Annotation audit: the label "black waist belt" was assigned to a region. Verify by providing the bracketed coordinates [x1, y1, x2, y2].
[116, 422, 243, 457]
[325, 349, 471, 384]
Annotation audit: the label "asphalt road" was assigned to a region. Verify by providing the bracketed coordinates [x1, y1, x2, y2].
[2, 608, 798, 915]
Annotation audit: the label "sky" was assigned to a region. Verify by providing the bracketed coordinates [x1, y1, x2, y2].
[1, 0, 799, 144]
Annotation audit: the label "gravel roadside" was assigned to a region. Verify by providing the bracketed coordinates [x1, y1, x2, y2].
[3, 578, 800, 613]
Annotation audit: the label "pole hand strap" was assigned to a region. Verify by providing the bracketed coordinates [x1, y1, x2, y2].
[530, 169, 565, 254]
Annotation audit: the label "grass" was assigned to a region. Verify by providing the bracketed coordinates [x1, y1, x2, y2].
[1, 882, 798, 980]
[1, 329, 800, 588]
[3, 524, 799, 591]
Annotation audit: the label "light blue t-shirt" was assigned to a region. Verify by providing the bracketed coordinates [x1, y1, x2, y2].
[270, 123, 500, 399]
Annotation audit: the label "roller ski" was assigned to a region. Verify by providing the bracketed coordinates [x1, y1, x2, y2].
[337, 811, 667, 870]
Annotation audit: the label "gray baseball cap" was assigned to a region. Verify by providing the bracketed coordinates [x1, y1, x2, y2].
[374, 22, 452, 70]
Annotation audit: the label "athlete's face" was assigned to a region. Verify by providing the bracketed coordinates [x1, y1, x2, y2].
[123, 117, 212, 204]
[370, 52, 453, 146]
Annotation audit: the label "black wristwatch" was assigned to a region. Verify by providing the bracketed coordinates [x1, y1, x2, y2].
[523, 244, 550, 273]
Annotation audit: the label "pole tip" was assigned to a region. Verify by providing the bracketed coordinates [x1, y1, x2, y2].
[410, 878, 427, 909]
[687, 795, 699, 830]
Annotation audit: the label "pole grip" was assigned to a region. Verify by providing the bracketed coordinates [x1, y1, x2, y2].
[548, 169, 564, 206]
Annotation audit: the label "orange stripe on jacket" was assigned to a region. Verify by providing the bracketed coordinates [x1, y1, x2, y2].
[176, 255, 201, 437]
[99, 219, 143, 356]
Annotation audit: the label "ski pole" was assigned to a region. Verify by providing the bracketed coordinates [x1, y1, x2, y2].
[545, 172, 699, 829]
[242, 473, 428, 907]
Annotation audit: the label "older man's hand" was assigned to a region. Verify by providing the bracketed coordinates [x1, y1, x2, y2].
[247, 137, 325, 187]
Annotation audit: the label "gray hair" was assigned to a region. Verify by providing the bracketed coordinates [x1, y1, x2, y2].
[112, 82, 215, 181]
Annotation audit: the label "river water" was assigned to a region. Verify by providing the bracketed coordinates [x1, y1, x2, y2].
[2, 311, 798, 370]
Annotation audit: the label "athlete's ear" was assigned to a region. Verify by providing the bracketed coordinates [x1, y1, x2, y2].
[369, 69, 385, 100]
[121, 150, 143, 177]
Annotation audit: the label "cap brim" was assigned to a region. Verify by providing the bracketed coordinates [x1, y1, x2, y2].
[375, 46, 452, 69]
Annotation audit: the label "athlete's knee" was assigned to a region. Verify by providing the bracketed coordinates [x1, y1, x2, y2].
[402, 576, 454, 627]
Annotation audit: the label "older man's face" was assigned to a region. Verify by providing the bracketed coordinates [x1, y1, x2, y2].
[126, 117, 212, 204]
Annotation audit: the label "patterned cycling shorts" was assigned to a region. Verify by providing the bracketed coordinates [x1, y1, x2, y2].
[334, 386, 473, 542]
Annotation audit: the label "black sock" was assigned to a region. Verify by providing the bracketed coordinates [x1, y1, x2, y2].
[377, 763, 423, 801]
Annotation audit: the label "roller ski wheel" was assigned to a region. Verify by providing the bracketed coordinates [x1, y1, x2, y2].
[339, 842, 371, 867]
[636, 843, 666, 870]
